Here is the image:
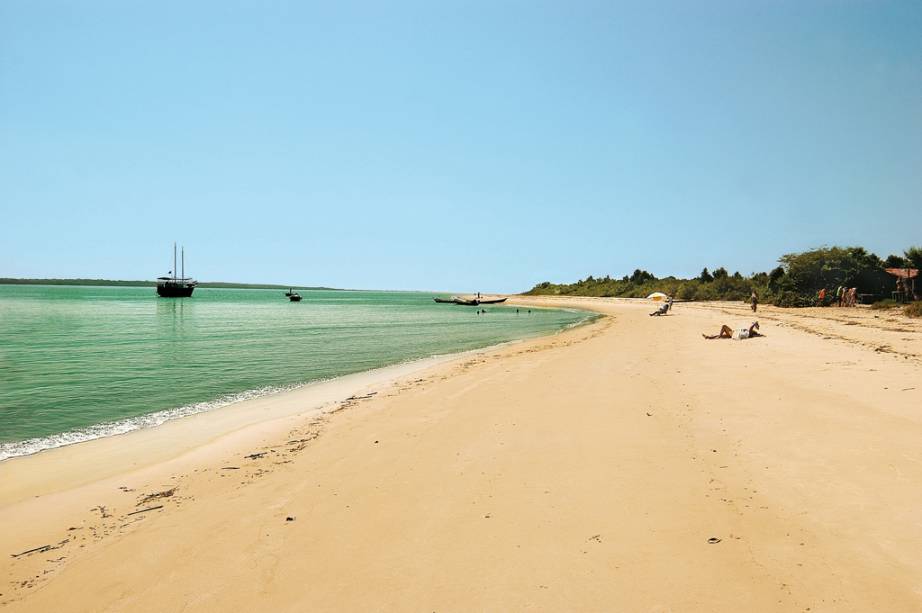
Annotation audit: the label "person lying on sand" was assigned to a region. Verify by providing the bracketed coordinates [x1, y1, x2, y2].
[703, 321, 762, 340]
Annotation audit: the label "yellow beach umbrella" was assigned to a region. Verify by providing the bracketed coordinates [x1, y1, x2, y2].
[646, 292, 669, 301]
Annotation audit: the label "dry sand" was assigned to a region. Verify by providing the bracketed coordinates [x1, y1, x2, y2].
[1, 297, 921, 612]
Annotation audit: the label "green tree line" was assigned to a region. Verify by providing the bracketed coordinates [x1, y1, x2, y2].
[524, 246, 922, 308]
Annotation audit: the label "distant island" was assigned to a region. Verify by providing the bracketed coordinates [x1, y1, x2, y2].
[0, 278, 341, 291]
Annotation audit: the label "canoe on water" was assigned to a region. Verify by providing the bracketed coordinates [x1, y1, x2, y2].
[432, 296, 507, 306]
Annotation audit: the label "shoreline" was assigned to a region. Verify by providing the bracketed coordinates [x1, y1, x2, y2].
[0, 303, 597, 465]
[0, 305, 611, 608]
[3, 297, 921, 611]
[0, 306, 599, 503]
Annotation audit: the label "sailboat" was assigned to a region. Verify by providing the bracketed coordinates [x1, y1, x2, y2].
[156, 243, 197, 298]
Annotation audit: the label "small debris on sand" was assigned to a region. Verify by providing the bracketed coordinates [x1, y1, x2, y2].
[137, 488, 176, 506]
[126, 505, 163, 517]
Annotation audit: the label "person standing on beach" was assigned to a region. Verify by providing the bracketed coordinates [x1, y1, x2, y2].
[836, 285, 844, 306]
[818, 288, 826, 306]
[750, 291, 758, 313]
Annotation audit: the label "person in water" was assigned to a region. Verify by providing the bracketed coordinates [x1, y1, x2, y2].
[703, 321, 762, 340]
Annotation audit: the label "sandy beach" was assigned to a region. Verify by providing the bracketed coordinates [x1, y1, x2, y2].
[2, 297, 921, 612]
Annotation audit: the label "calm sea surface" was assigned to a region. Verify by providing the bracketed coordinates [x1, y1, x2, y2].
[0, 285, 588, 460]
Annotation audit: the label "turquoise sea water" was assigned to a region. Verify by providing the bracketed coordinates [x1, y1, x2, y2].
[0, 285, 588, 460]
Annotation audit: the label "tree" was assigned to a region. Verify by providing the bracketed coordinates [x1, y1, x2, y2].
[630, 269, 655, 284]
[712, 267, 728, 279]
[778, 246, 890, 298]
[699, 267, 713, 283]
[905, 246, 922, 270]
[768, 266, 785, 290]
[885, 254, 908, 268]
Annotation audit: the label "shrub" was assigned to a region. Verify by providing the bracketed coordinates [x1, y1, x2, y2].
[905, 302, 922, 318]
[870, 299, 899, 310]
[774, 291, 815, 308]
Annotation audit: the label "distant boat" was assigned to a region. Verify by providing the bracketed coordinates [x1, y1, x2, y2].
[433, 296, 507, 306]
[156, 243, 197, 298]
[286, 288, 302, 302]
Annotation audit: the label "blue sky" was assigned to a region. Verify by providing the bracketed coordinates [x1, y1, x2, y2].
[2, 1, 920, 292]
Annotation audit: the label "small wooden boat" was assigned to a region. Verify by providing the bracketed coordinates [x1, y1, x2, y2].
[286, 288, 302, 302]
[433, 296, 477, 305]
[433, 295, 506, 306]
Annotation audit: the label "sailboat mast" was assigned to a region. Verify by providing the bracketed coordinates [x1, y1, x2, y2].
[181, 246, 185, 281]
[173, 242, 177, 281]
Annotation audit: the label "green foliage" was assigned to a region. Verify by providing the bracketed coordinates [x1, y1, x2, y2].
[905, 246, 922, 271]
[774, 291, 816, 308]
[884, 254, 908, 268]
[524, 270, 763, 303]
[775, 246, 890, 305]
[870, 299, 899, 310]
[524, 244, 919, 307]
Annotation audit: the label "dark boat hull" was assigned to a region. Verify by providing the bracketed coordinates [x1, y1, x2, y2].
[157, 283, 195, 298]
[289, 295, 302, 302]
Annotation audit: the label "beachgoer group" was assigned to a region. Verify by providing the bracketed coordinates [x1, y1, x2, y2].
[819, 285, 859, 307]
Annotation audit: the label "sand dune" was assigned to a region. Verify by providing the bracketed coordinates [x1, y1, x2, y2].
[2, 298, 920, 611]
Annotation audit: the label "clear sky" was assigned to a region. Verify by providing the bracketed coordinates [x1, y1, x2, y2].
[2, 1, 920, 292]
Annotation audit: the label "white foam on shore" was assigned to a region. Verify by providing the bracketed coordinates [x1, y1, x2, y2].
[0, 384, 307, 462]
[0, 309, 598, 463]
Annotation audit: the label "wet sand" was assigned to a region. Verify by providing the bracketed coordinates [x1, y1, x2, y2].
[1, 297, 921, 611]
